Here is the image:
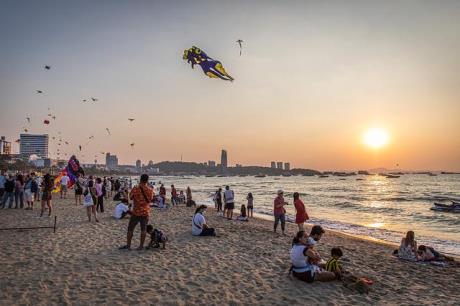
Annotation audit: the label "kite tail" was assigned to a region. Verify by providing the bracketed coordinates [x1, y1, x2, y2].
[52, 171, 64, 193]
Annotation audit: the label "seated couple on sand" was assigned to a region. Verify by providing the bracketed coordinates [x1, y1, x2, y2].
[397, 231, 454, 262]
[290, 226, 340, 283]
[192, 205, 216, 236]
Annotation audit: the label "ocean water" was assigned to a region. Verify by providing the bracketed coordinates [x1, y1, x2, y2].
[144, 174, 460, 256]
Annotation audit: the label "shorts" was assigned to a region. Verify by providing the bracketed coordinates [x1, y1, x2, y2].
[127, 215, 149, 232]
[25, 190, 34, 202]
[274, 213, 286, 223]
[225, 202, 235, 210]
[75, 188, 83, 195]
[61, 185, 68, 192]
[292, 270, 315, 283]
[42, 191, 52, 201]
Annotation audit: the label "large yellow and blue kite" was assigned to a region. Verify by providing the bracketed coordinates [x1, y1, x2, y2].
[183, 46, 234, 81]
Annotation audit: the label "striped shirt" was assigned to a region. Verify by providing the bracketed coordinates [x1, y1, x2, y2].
[325, 258, 339, 273]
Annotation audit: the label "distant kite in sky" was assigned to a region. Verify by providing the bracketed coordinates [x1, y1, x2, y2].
[65, 141, 69, 145]
[106, 128, 111, 136]
[128, 118, 135, 122]
[43, 119, 50, 125]
[100, 152, 105, 155]
[236, 39, 243, 56]
[52, 115, 56, 120]
[24, 128, 28, 133]
[78, 145, 82, 151]
[52, 136, 55, 140]
[183, 46, 234, 81]
[44, 65, 51, 70]
[26, 117, 30, 123]
[82, 99, 87, 102]
[130, 143, 135, 147]
[91, 97, 98, 102]
[15, 139, 20, 143]
[37, 90, 43, 94]
[89, 136, 94, 140]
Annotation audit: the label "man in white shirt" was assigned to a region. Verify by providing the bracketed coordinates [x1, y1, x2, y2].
[192, 205, 215, 236]
[114, 199, 131, 219]
[223, 185, 235, 220]
[60, 174, 70, 199]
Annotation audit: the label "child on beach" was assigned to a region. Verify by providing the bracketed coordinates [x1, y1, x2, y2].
[237, 204, 248, 221]
[325, 247, 344, 279]
[246, 193, 253, 218]
[146, 225, 167, 249]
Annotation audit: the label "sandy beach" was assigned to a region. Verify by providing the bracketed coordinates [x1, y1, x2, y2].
[1, 197, 459, 306]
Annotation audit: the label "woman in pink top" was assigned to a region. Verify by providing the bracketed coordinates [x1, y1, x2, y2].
[293, 192, 309, 231]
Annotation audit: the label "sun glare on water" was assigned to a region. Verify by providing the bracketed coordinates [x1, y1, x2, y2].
[363, 128, 389, 149]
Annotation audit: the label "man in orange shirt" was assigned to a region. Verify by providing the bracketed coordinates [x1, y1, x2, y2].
[119, 174, 154, 250]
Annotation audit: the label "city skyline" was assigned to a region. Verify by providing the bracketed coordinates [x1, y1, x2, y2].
[1, 1, 459, 171]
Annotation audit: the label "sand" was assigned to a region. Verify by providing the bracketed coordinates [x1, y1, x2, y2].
[1, 196, 459, 306]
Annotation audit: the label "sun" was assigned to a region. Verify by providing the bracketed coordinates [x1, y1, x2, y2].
[363, 128, 389, 149]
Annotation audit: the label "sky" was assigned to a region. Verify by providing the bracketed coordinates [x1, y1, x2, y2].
[1, 0, 459, 171]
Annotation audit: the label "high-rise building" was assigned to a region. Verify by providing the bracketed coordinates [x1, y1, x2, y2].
[276, 162, 283, 169]
[271, 161, 276, 168]
[284, 162, 290, 171]
[221, 150, 228, 170]
[105, 153, 119, 170]
[136, 159, 142, 170]
[19, 134, 48, 158]
[208, 160, 216, 167]
[0, 136, 11, 155]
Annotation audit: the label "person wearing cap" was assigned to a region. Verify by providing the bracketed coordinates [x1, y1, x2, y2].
[273, 189, 288, 235]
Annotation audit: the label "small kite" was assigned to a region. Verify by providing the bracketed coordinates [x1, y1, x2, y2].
[37, 90, 43, 94]
[52, 115, 56, 120]
[78, 145, 82, 151]
[44, 65, 51, 70]
[52, 155, 85, 193]
[183, 46, 234, 81]
[89, 136, 94, 140]
[65, 141, 69, 145]
[130, 143, 135, 147]
[26, 117, 30, 123]
[15, 139, 20, 143]
[24, 128, 28, 132]
[106, 128, 111, 135]
[48, 113, 52, 117]
[128, 118, 135, 122]
[91, 97, 98, 102]
[236, 39, 243, 56]
[82, 99, 87, 102]
[100, 152, 105, 155]
[43, 119, 50, 125]
[52, 136, 55, 140]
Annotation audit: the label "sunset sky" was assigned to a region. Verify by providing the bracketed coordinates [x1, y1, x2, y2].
[1, 0, 459, 171]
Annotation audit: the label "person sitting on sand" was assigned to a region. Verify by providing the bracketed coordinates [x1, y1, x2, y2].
[237, 204, 248, 221]
[307, 225, 326, 265]
[114, 198, 131, 219]
[325, 247, 344, 279]
[290, 231, 336, 283]
[178, 190, 185, 204]
[146, 225, 167, 249]
[398, 231, 417, 261]
[192, 205, 216, 236]
[119, 174, 154, 251]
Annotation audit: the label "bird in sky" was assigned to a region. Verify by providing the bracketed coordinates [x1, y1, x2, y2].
[91, 97, 98, 102]
[44, 65, 51, 70]
[36, 90, 43, 94]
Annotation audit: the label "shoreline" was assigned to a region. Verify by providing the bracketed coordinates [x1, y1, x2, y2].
[1, 197, 459, 305]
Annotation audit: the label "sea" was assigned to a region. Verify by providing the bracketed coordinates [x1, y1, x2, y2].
[140, 174, 460, 256]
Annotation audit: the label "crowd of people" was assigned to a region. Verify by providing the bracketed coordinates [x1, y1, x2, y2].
[1, 169, 454, 287]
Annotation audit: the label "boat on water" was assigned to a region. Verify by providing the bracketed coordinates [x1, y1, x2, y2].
[356, 178, 364, 181]
[281, 174, 292, 177]
[430, 202, 460, 213]
[318, 175, 329, 178]
[254, 174, 266, 178]
[427, 173, 437, 176]
[385, 174, 400, 178]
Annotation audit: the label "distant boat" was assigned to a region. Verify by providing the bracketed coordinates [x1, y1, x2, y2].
[356, 178, 364, 181]
[427, 173, 437, 176]
[255, 174, 266, 178]
[385, 174, 400, 178]
[282, 174, 292, 177]
[205, 175, 215, 177]
[431, 202, 460, 213]
[318, 175, 329, 178]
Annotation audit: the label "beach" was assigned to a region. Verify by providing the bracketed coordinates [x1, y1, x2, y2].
[1, 197, 459, 306]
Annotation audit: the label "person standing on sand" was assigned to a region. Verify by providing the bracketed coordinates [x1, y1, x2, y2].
[273, 190, 288, 235]
[60, 173, 69, 199]
[1, 174, 15, 209]
[74, 175, 83, 205]
[160, 184, 166, 205]
[40, 174, 53, 217]
[215, 188, 223, 212]
[224, 185, 235, 219]
[246, 192, 254, 218]
[14, 174, 25, 209]
[171, 184, 177, 206]
[84, 178, 99, 222]
[120, 174, 154, 251]
[293, 192, 309, 231]
[0, 169, 6, 200]
[186, 186, 193, 206]
[95, 177, 104, 213]
[24, 173, 38, 210]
